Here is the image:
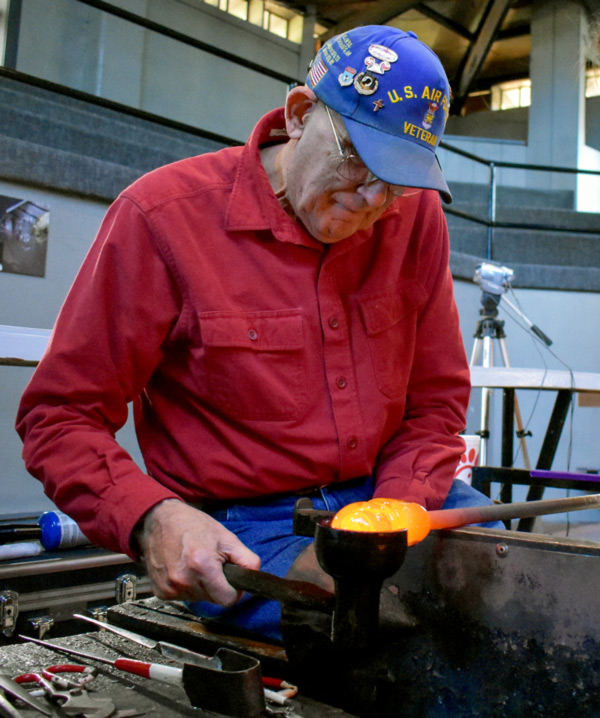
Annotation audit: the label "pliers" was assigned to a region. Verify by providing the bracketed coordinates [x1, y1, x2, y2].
[15, 663, 97, 692]
[13, 665, 142, 718]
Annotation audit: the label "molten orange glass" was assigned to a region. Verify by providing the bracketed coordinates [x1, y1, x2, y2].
[331, 498, 432, 546]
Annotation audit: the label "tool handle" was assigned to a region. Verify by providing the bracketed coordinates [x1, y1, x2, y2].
[45, 664, 95, 675]
[112, 658, 183, 686]
[429, 492, 600, 530]
[13, 674, 41, 685]
[223, 563, 334, 612]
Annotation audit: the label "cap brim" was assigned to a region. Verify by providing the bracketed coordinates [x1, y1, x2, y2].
[342, 117, 452, 204]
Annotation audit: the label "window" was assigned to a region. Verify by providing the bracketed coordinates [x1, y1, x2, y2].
[202, 0, 247, 19]
[491, 79, 531, 111]
[227, 0, 249, 21]
[263, 7, 287, 39]
[0, 0, 8, 65]
[586, 66, 600, 98]
[491, 68, 600, 111]
[201, 0, 303, 43]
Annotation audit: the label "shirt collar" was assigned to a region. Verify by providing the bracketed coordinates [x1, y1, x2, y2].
[225, 107, 400, 249]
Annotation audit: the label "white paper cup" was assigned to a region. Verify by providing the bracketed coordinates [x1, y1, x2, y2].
[455, 434, 481, 485]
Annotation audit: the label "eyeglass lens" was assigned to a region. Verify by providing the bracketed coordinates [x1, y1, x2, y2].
[335, 157, 420, 197]
[325, 104, 421, 198]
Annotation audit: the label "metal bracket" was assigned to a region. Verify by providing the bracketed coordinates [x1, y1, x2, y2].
[89, 605, 108, 621]
[115, 573, 137, 603]
[29, 615, 54, 639]
[0, 590, 19, 636]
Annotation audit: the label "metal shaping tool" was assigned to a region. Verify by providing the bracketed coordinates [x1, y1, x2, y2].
[223, 516, 407, 650]
[0, 674, 53, 716]
[314, 518, 408, 650]
[72, 614, 223, 670]
[0, 690, 26, 718]
[14, 671, 115, 718]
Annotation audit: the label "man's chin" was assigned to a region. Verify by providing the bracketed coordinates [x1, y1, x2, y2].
[308, 217, 362, 244]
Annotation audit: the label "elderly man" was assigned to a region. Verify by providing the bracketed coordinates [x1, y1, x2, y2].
[17, 25, 501, 641]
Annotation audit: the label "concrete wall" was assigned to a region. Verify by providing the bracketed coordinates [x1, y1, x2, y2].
[446, 107, 529, 143]
[0, 178, 144, 517]
[438, 136, 529, 188]
[15, 0, 298, 143]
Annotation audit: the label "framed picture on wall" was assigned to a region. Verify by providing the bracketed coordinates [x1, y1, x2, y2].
[0, 195, 50, 278]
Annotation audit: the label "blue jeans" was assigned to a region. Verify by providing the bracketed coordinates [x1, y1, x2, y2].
[188, 478, 504, 641]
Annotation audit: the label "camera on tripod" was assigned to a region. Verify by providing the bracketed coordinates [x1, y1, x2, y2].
[473, 262, 514, 297]
[470, 258, 552, 466]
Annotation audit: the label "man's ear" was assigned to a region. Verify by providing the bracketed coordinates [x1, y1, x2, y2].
[285, 86, 319, 139]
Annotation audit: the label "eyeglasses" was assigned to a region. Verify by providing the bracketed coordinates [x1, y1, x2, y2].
[323, 104, 421, 198]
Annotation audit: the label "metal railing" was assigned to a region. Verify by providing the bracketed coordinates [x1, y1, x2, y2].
[439, 141, 600, 260]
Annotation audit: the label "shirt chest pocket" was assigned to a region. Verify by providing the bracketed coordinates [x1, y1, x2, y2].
[197, 310, 307, 421]
[358, 284, 426, 399]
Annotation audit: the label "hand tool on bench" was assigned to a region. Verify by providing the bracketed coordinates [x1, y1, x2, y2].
[0, 673, 53, 716]
[13, 670, 116, 718]
[0, 691, 26, 718]
[18, 634, 265, 718]
[72, 614, 298, 706]
[72, 614, 226, 670]
[22, 664, 97, 691]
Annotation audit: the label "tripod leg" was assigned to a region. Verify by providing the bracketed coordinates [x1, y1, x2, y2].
[477, 336, 494, 466]
[498, 337, 531, 470]
[470, 337, 482, 366]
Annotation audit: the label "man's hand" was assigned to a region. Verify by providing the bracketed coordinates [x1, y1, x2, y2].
[136, 499, 261, 606]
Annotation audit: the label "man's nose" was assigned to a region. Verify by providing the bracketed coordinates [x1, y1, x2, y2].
[356, 180, 390, 207]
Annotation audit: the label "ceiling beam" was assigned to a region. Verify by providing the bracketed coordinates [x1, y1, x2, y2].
[496, 23, 530, 42]
[319, 0, 420, 41]
[415, 3, 475, 42]
[454, 0, 514, 109]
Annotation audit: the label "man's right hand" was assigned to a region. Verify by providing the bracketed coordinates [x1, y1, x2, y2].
[136, 499, 261, 606]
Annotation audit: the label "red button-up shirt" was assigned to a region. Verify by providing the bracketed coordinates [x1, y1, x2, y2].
[17, 108, 470, 557]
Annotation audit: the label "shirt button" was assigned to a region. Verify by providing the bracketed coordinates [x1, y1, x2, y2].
[248, 329, 258, 341]
[347, 436, 358, 450]
[336, 376, 347, 389]
[328, 317, 339, 329]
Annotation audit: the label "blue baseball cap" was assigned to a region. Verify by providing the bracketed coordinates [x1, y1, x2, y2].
[307, 25, 452, 203]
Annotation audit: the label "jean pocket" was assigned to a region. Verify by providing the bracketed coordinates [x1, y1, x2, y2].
[195, 309, 308, 421]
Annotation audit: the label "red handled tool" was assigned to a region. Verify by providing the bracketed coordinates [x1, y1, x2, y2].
[18, 637, 184, 685]
[19, 634, 265, 718]
[16, 663, 97, 690]
[12, 666, 118, 718]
